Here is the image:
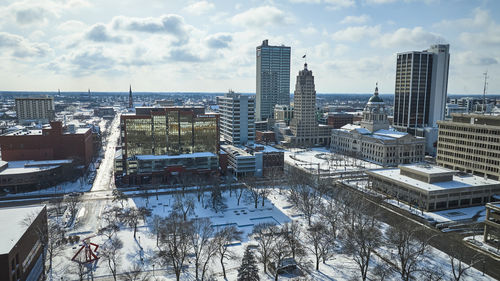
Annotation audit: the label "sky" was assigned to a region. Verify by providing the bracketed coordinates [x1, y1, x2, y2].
[0, 0, 499, 94]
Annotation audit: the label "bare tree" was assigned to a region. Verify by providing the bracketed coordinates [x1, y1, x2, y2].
[282, 221, 305, 261]
[98, 221, 120, 240]
[447, 234, 482, 281]
[189, 218, 217, 281]
[101, 237, 123, 281]
[112, 189, 127, 208]
[269, 231, 292, 281]
[172, 194, 195, 221]
[236, 184, 245, 206]
[215, 226, 242, 280]
[385, 223, 430, 281]
[158, 213, 194, 281]
[319, 199, 340, 239]
[341, 207, 382, 281]
[124, 207, 151, 239]
[151, 215, 163, 247]
[252, 222, 278, 274]
[288, 184, 320, 226]
[66, 195, 80, 224]
[259, 188, 271, 207]
[306, 221, 334, 270]
[246, 178, 261, 209]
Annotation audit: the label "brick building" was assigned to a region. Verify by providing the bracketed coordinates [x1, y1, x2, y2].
[0, 121, 93, 167]
[0, 205, 47, 281]
[327, 113, 354, 129]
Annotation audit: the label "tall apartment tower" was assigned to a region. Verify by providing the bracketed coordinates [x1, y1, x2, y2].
[128, 85, 134, 108]
[218, 90, 255, 145]
[393, 44, 450, 132]
[256, 39, 291, 121]
[15, 96, 55, 124]
[290, 63, 317, 139]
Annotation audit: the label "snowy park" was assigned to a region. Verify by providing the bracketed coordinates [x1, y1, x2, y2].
[46, 181, 495, 281]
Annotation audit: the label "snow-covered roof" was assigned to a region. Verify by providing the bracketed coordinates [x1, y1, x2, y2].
[136, 152, 216, 161]
[252, 144, 283, 153]
[368, 168, 500, 192]
[373, 129, 408, 139]
[0, 205, 45, 254]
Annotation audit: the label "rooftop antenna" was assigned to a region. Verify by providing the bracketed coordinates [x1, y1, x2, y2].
[482, 71, 488, 114]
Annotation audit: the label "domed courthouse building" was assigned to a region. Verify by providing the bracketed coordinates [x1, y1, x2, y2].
[330, 85, 426, 167]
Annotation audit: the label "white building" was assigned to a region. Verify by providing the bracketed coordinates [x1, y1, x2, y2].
[218, 91, 255, 145]
[15, 96, 55, 124]
[221, 145, 262, 178]
[331, 85, 425, 166]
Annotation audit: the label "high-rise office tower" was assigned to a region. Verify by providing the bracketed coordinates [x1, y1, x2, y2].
[218, 90, 255, 145]
[393, 44, 450, 132]
[290, 63, 317, 138]
[256, 39, 291, 121]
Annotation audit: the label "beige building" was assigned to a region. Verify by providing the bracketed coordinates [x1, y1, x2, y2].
[331, 85, 425, 166]
[484, 202, 500, 247]
[15, 96, 54, 124]
[274, 105, 293, 126]
[437, 113, 500, 180]
[284, 63, 331, 146]
[367, 164, 500, 211]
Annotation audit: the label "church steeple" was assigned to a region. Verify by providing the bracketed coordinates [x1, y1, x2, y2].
[128, 85, 133, 108]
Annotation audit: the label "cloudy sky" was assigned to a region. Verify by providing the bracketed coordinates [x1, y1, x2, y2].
[0, 0, 499, 94]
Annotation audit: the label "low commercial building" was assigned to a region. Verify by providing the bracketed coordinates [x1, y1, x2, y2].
[484, 202, 500, 247]
[367, 164, 500, 211]
[0, 159, 75, 194]
[327, 113, 353, 129]
[274, 105, 293, 126]
[221, 144, 284, 178]
[93, 107, 115, 117]
[119, 152, 218, 185]
[0, 205, 47, 281]
[0, 121, 93, 167]
[255, 131, 276, 144]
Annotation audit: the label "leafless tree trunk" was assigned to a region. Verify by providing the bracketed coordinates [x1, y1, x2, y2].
[287, 184, 320, 226]
[246, 178, 260, 209]
[341, 205, 382, 281]
[66, 195, 80, 224]
[122, 264, 151, 281]
[447, 234, 482, 281]
[189, 218, 217, 281]
[112, 189, 127, 208]
[282, 221, 305, 260]
[306, 222, 334, 270]
[173, 194, 195, 221]
[252, 222, 277, 274]
[101, 237, 123, 281]
[385, 222, 430, 281]
[215, 226, 242, 280]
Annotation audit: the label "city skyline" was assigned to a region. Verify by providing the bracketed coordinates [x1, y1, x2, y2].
[0, 0, 499, 94]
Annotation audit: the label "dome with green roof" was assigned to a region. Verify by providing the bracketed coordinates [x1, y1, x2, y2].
[367, 83, 384, 103]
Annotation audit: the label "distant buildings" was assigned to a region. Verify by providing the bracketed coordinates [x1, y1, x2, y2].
[0, 205, 47, 281]
[117, 107, 219, 184]
[0, 121, 94, 167]
[331, 85, 425, 166]
[393, 44, 450, 131]
[218, 91, 255, 145]
[221, 144, 284, 178]
[436, 113, 500, 180]
[274, 105, 293, 126]
[327, 113, 353, 129]
[15, 96, 55, 124]
[367, 164, 500, 211]
[284, 63, 331, 146]
[256, 39, 291, 121]
[128, 85, 134, 108]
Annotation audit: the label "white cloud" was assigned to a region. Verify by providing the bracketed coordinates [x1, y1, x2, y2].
[0, 32, 52, 58]
[85, 24, 131, 44]
[331, 25, 380, 42]
[58, 20, 87, 32]
[455, 51, 498, 66]
[183, 1, 215, 15]
[290, 0, 354, 9]
[231, 6, 293, 28]
[340, 14, 370, 24]
[205, 33, 232, 49]
[372, 26, 446, 48]
[300, 26, 318, 35]
[365, 0, 397, 4]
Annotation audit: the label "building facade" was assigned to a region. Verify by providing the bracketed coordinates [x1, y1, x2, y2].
[331, 85, 425, 166]
[484, 202, 500, 248]
[274, 105, 294, 126]
[327, 113, 353, 129]
[0, 121, 93, 167]
[0, 205, 47, 281]
[285, 63, 331, 146]
[367, 164, 500, 211]
[15, 96, 55, 124]
[118, 108, 219, 184]
[436, 113, 500, 180]
[393, 44, 450, 131]
[218, 91, 255, 145]
[256, 39, 291, 121]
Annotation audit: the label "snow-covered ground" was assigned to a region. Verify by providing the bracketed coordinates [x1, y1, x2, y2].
[50, 186, 495, 281]
[284, 147, 382, 174]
